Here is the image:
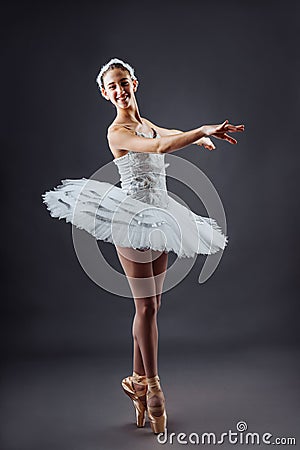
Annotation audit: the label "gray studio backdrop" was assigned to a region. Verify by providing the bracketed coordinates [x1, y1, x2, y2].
[3, 0, 298, 357]
[1, 1, 299, 449]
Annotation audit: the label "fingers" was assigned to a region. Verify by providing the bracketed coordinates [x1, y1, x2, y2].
[205, 120, 244, 144]
[211, 132, 237, 144]
[223, 134, 238, 144]
[224, 134, 237, 144]
[214, 122, 244, 142]
[226, 123, 245, 132]
[215, 120, 228, 132]
[225, 125, 244, 133]
[204, 138, 216, 150]
[199, 142, 216, 150]
[215, 121, 242, 134]
[218, 120, 245, 132]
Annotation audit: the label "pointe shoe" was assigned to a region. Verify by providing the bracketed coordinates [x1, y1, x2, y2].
[121, 372, 147, 427]
[146, 375, 167, 434]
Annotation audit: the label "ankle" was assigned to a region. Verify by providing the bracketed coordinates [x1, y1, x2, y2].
[132, 371, 147, 386]
[146, 375, 162, 392]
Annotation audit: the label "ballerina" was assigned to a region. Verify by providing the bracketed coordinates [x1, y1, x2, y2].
[42, 57, 244, 434]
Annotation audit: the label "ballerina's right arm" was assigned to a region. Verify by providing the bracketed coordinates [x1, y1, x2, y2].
[107, 121, 244, 155]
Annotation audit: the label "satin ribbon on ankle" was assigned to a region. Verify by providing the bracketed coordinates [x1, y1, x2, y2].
[132, 371, 147, 386]
[146, 375, 161, 390]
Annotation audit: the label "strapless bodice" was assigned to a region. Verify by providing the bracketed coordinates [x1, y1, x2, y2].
[113, 131, 170, 207]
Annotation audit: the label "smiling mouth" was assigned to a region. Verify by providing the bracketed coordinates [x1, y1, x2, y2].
[117, 95, 128, 101]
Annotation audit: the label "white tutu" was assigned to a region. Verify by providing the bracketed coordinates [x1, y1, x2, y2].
[42, 150, 228, 258]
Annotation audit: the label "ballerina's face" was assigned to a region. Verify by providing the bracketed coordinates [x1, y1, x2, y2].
[101, 68, 138, 109]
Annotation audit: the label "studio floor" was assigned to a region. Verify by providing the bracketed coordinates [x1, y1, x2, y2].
[1, 345, 299, 450]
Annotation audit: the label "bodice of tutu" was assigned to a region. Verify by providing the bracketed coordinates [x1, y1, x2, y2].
[113, 133, 170, 208]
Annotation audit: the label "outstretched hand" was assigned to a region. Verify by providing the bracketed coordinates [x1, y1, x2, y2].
[202, 120, 245, 147]
[195, 136, 216, 150]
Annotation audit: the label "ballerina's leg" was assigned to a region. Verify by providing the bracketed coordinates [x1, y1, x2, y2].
[151, 250, 168, 311]
[115, 245, 159, 378]
[115, 245, 167, 413]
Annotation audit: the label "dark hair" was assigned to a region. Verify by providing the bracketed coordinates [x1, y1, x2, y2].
[96, 58, 137, 90]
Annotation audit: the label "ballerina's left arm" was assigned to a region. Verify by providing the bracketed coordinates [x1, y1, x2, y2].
[143, 118, 216, 151]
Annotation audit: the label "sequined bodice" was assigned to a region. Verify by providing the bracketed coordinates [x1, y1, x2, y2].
[113, 131, 169, 208]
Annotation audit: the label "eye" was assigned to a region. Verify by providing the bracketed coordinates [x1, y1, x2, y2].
[121, 81, 129, 86]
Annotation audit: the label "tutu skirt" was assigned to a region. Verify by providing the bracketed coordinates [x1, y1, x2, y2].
[42, 177, 228, 258]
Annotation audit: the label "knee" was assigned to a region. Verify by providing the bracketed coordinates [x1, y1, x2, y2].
[136, 298, 158, 318]
[156, 295, 161, 311]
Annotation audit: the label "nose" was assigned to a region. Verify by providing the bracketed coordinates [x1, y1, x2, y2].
[116, 84, 125, 97]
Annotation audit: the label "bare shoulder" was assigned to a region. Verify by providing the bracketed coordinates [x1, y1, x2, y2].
[107, 123, 134, 159]
[107, 124, 135, 143]
[108, 123, 124, 136]
[107, 122, 134, 137]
